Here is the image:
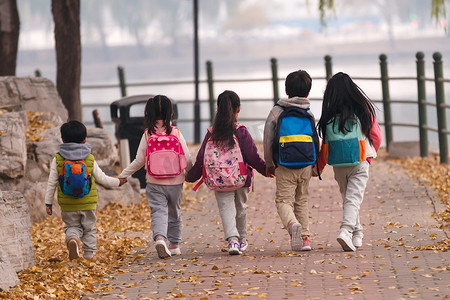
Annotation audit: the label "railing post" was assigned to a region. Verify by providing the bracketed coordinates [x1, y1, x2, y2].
[206, 60, 215, 124]
[117, 66, 127, 97]
[416, 52, 428, 157]
[271, 58, 279, 104]
[324, 55, 332, 81]
[379, 54, 393, 152]
[34, 69, 41, 77]
[433, 52, 448, 164]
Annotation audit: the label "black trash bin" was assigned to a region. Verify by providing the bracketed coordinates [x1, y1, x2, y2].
[110, 95, 178, 188]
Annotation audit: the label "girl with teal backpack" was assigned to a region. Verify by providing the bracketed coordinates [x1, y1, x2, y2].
[315, 72, 382, 252]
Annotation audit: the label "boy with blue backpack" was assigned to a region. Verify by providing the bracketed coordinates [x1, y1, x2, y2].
[263, 69, 319, 252]
[44, 121, 127, 260]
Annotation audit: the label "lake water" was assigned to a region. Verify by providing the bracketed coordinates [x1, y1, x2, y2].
[79, 52, 450, 152]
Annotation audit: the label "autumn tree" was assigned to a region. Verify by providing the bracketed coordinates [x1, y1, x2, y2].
[51, 0, 82, 121]
[0, 0, 20, 76]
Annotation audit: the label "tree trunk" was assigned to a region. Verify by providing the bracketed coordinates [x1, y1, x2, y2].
[51, 0, 82, 122]
[0, 0, 20, 76]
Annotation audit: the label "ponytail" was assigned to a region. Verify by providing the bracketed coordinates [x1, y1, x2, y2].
[210, 90, 241, 148]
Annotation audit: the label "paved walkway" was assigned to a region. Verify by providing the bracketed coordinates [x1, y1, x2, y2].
[84, 158, 449, 299]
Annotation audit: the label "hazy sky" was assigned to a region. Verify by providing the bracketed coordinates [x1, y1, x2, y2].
[17, 0, 448, 50]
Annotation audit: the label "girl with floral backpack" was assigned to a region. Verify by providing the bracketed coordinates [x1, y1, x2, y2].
[186, 90, 267, 255]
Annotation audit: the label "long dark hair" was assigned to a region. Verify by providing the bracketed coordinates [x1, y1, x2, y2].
[317, 72, 376, 138]
[144, 95, 173, 135]
[210, 90, 240, 148]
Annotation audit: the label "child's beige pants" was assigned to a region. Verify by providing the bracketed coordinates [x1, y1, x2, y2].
[275, 165, 312, 236]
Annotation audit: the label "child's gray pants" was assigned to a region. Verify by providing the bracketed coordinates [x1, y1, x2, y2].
[146, 183, 183, 244]
[61, 210, 97, 255]
[333, 161, 370, 235]
[214, 187, 250, 241]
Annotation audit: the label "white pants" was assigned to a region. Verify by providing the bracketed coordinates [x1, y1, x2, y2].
[333, 161, 370, 235]
[214, 187, 250, 241]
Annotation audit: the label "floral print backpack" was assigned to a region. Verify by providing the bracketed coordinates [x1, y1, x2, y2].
[194, 124, 247, 191]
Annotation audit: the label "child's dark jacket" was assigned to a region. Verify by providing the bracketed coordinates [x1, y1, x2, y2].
[186, 126, 266, 187]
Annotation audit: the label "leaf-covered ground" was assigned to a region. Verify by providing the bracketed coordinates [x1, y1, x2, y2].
[396, 155, 450, 225]
[392, 154, 450, 252]
[0, 149, 448, 299]
[0, 183, 202, 299]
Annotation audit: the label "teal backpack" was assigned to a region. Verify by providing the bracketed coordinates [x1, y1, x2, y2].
[323, 116, 366, 166]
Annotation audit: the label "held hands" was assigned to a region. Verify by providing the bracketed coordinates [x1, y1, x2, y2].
[266, 166, 276, 178]
[119, 177, 128, 186]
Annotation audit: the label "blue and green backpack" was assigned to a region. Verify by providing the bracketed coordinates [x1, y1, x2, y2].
[323, 116, 366, 166]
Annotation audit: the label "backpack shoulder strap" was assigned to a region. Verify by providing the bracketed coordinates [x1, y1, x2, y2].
[171, 126, 181, 138]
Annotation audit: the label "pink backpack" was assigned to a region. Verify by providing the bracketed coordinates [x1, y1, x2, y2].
[194, 124, 248, 191]
[145, 127, 187, 178]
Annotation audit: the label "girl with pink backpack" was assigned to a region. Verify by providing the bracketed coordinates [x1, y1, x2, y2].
[186, 90, 267, 255]
[119, 95, 192, 259]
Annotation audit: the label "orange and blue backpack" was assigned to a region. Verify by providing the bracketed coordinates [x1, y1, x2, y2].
[322, 115, 367, 166]
[58, 157, 92, 198]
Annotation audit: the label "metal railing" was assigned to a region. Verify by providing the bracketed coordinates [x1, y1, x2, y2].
[36, 51, 450, 164]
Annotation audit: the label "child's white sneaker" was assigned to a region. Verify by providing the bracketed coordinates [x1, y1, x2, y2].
[169, 246, 181, 256]
[352, 234, 363, 248]
[228, 240, 241, 255]
[239, 238, 248, 252]
[337, 229, 356, 251]
[289, 222, 302, 251]
[155, 239, 171, 259]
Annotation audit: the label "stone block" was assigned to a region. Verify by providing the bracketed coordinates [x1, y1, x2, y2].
[0, 77, 68, 121]
[23, 181, 61, 222]
[87, 128, 119, 170]
[0, 112, 26, 179]
[0, 78, 21, 111]
[0, 248, 20, 291]
[96, 177, 141, 211]
[0, 191, 36, 272]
